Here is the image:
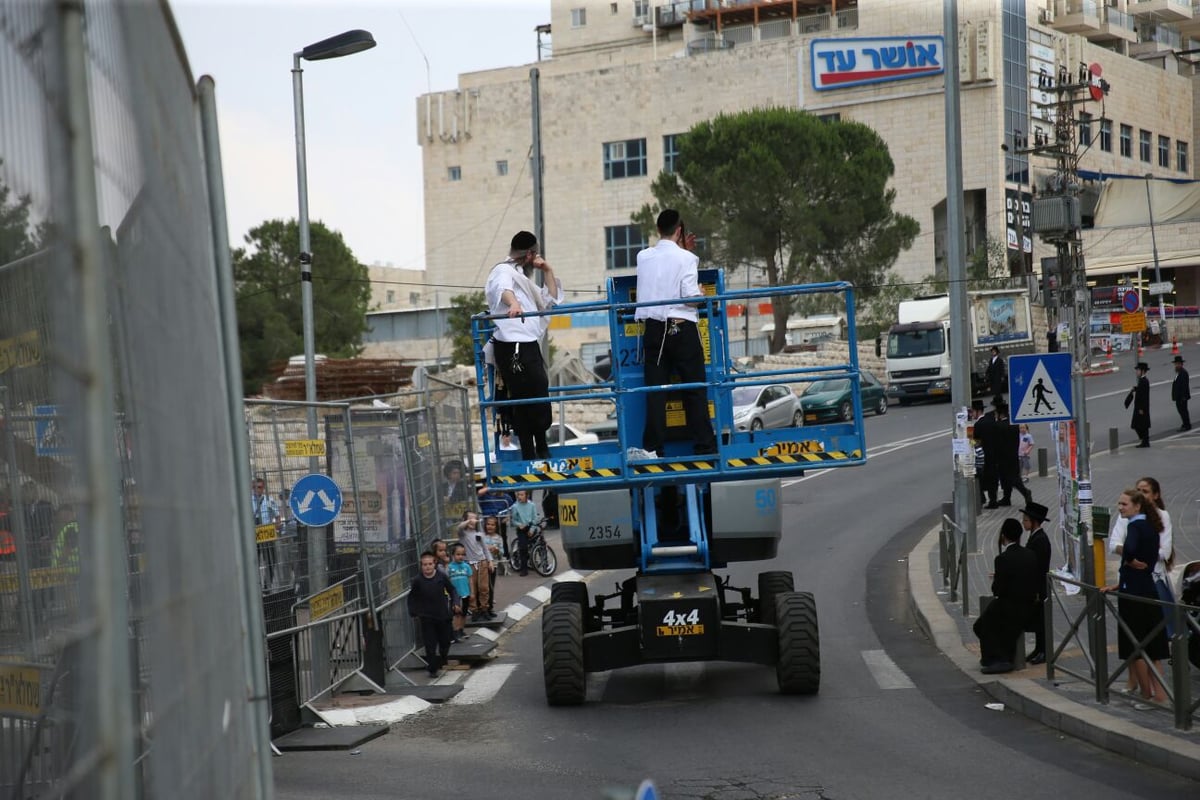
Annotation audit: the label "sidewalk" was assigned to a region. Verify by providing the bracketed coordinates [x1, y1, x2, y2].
[908, 426, 1200, 780]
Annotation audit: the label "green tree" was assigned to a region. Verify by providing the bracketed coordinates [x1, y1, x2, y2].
[233, 219, 370, 393]
[0, 163, 46, 264]
[635, 108, 918, 353]
[446, 291, 486, 366]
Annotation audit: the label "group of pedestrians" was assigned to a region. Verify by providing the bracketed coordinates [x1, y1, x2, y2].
[970, 396, 1034, 509]
[1126, 355, 1191, 447]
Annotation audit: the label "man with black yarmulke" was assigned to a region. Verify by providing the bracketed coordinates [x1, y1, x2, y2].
[484, 231, 564, 459]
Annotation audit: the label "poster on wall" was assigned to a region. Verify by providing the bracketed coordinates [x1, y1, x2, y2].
[325, 413, 410, 552]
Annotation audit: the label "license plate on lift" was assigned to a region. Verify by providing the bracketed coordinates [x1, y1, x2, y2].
[761, 441, 824, 456]
[656, 624, 705, 636]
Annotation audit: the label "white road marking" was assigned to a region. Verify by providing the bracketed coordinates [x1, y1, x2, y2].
[782, 429, 951, 487]
[449, 663, 518, 704]
[555, 570, 585, 582]
[433, 669, 465, 686]
[472, 626, 500, 641]
[586, 670, 612, 703]
[861, 649, 915, 690]
[527, 585, 553, 603]
[504, 601, 533, 621]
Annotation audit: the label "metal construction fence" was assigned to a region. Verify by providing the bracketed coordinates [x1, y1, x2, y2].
[245, 380, 477, 728]
[0, 2, 271, 798]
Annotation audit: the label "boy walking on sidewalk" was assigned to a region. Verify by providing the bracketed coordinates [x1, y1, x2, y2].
[408, 551, 459, 677]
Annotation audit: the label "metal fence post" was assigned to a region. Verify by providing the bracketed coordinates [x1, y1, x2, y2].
[1171, 601, 1191, 731]
[1090, 588, 1108, 704]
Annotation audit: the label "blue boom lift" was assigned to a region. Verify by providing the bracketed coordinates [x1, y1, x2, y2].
[473, 270, 868, 704]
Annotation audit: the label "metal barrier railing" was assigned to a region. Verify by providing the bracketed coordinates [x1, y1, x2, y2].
[939, 509, 969, 614]
[1046, 574, 1197, 731]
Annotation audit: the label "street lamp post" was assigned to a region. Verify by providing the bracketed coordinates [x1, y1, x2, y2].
[1143, 173, 1166, 344]
[291, 27, 375, 694]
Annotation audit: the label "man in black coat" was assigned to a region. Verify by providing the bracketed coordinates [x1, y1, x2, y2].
[1129, 361, 1151, 447]
[1172, 355, 1191, 432]
[1021, 501, 1052, 664]
[975, 403, 1000, 508]
[993, 401, 1032, 507]
[973, 518, 1039, 673]
[986, 346, 1007, 399]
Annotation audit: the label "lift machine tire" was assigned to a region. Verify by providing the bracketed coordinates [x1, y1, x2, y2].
[775, 591, 820, 695]
[542, 602, 586, 706]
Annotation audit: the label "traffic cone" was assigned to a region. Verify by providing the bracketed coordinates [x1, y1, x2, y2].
[1137, 341, 1144, 359]
[1171, 336, 1180, 356]
[1106, 340, 1113, 360]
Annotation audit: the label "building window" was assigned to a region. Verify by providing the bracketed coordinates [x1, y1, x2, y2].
[1119, 124, 1132, 158]
[1158, 135, 1170, 168]
[817, 112, 841, 123]
[496, 160, 508, 176]
[1178, 141, 1189, 173]
[571, 7, 586, 27]
[385, 290, 395, 304]
[634, 0, 650, 18]
[663, 134, 681, 174]
[610, 2, 618, 13]
[448, 165, 462, 181]
[605, 225, 646, 270]
[1139, 129, 1151, 163]
[1099, 119, 1112, 153]
[1078, 112, 1091, 147]
[603, 138, 647, 180]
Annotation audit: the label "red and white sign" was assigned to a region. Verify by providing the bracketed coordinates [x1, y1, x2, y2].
[1088, 63, 1104, 102]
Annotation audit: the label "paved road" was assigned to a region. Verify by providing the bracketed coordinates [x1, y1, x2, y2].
[274, 345, 1200, 799]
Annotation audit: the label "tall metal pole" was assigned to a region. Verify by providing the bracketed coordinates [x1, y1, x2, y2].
[530, 67, 546, 259]
[1144, 174, 1166, 339]
[292, 51, 329, 691]
[943, 1, 975, 554]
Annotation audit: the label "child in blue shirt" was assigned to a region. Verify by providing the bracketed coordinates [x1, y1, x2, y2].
[446, 543, 473, 642]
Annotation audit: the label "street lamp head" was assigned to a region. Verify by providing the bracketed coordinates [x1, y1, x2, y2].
[300, 29, 376, 62]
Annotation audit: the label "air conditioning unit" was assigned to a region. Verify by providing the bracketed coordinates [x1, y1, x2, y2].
[1039, 8, 1055, 24]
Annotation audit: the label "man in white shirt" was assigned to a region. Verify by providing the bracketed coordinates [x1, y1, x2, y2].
[484, 231, 564, 459]
[634, 210, 717, 456]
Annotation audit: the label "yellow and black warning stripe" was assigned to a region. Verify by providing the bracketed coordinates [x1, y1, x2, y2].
[725, 450, 862, 468]
[632, 460, 715, 474]
[493, 468, 621, 484]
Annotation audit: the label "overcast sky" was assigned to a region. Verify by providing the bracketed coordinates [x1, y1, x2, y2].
[173, 0, 548, 280]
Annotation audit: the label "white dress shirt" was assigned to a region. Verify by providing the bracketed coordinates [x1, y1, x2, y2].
[484, 260, 564, 342]
[633, 239, 700, 323]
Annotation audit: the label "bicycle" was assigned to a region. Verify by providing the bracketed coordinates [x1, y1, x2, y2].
[507, 515, 557, 577]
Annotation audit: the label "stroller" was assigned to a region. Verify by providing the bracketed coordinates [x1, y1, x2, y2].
[1173, 559, 1200, 670]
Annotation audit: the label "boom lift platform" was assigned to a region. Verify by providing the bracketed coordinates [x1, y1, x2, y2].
[472, 271, 869, 703]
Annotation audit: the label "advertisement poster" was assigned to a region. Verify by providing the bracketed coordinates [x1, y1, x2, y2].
[326, 413, 410, 551]
[1052, 421, 1083, 580]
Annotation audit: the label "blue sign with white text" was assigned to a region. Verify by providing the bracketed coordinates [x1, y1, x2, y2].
[290, 473, 343, 527]
[1009, 353, 1073, 423]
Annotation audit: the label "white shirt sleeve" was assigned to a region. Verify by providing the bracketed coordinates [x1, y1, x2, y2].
[1108, 514, 1127, 554]
[678, 253, 701, 301]
[1156, 509, 1173, 576]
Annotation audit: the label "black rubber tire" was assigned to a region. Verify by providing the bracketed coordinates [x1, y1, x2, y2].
[792, 410, 803, 427]
[550, 580, 591, 630]
[532, 544, 558, 577]
[838, 400, 853, 421]
[543, 602, 586, 705]
[750, 418, 764, 431]
[757, 570, 794, 625]
[775, 591, 820, 695]
[876, 396, 888, 416]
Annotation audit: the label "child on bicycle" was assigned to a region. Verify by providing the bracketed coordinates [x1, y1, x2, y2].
[509, 489, 539, 577]
[446, 542, 473, 642]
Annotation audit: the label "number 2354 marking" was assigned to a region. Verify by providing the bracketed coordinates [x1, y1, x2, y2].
[587, 524, 623, 540]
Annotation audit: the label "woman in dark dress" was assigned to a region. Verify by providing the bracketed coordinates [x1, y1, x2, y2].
[1102, 489, 1168, 703]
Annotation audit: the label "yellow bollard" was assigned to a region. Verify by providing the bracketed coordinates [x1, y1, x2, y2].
[1093, 539, 1106, 584]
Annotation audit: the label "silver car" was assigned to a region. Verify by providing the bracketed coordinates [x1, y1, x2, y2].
[732, 384, 803, 431]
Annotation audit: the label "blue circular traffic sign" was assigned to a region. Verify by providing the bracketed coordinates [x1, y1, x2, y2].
[1122, 289, 1140, 313]
[289, 473, 343, 527]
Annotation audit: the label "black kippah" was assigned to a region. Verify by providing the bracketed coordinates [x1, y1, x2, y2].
[511, 230, 537, 250]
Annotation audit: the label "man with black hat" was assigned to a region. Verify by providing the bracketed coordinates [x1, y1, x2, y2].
[1128, 361, 1151, 447]
[973, 518, 1039, 674]
[993, 400, 1033, 507]
[1021, 501, 1051, 664]
[974, 399, 1000, 508]
[1171, 354, 1191, 431]
[484, 231, 564, 459]
[634, 209, 717, 457]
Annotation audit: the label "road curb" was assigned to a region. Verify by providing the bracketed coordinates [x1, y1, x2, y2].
[907, 527, 1200, 781]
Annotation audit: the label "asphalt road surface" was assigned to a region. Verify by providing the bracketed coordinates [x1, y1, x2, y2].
[275, 352, 1200, 799]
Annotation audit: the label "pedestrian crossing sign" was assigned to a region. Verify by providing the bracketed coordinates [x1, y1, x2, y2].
[1009, 353, 1073, 422]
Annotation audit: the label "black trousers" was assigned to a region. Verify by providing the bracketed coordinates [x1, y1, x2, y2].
[418, 616, 452, 673]
[494, 339, 551, 459]
[1177, 398, 1191, 429]
[641, 319, 716, 454]
[998, 466, 1032, 503]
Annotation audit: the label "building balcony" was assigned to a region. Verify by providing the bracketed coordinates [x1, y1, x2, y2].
[1095, 7, 1137, 42]
[1177, 2, 1200, 34]
[1128, 21, 1183, 57]
[1130, 0, 1193, 22]
[1051, 0, 1102, 34]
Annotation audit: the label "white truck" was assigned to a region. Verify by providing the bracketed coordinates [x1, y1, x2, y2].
[879, 289, 1034, 404]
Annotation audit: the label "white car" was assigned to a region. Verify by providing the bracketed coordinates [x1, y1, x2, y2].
[473, 423, 598, 471]
[731, 384, 804, 431]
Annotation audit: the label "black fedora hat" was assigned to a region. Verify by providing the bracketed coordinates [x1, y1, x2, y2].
[1020, 500, 1049, 523]
[1173, 355, 1185, 364]
[1135, 361, 1150, 372]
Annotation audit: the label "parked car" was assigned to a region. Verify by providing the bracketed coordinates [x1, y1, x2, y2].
[588, 406, 619, 441]
[732, 384, 804, 431]
[800, 370, 889, 422]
